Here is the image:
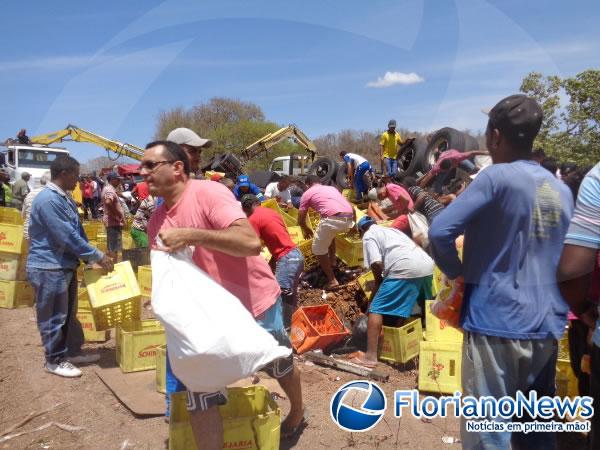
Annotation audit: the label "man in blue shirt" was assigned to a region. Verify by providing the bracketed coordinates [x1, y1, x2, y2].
[429, 95, 574, 450]
[339, 151, 372, 201]
[232, 174, 264, 202]
[27, 156, 113, 378]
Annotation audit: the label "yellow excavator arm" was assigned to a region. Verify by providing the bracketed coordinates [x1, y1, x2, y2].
[28, 124, 145, 161]
[241, 124, 316, 164]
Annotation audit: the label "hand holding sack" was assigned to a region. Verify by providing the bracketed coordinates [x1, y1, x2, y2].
[430, 275, 464, 328]
[150, 247, 291, 393]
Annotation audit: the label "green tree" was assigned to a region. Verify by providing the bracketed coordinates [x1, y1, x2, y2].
[520, 70, 600, 166]
[154, 97, 303, 172]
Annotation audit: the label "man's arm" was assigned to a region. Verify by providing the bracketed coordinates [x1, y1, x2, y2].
[557, 244, 596, 316]
[428, 172, 494, 279]
[159, 218, 261, 257]
[298, 209, 313, 239]
[369, 261, 384, 301]
[418, 171, 435, 188]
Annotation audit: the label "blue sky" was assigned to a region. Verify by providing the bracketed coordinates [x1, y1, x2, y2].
[2, 0, 599, 162]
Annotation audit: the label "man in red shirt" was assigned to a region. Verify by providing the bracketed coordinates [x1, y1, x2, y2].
[143, 141, 305, 449]
[131, 180, 149, 201]
[241, 194, 304, 328]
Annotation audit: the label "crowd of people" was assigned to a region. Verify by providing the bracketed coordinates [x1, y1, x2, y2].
[10, 93, 599, 449]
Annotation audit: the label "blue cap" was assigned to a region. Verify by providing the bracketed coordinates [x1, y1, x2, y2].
[237, 175, 250, 187]
[357, 216, 375, 231]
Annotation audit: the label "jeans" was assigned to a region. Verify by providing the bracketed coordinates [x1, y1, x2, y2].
[354, 161, 372, 201]
[384, 158, 398, 176]
[461, 332, 558, 450]
[275, 248, 304, 328]
[27, 268, 83, 364]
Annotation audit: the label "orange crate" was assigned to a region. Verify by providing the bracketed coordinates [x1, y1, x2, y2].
[297, 239, 317, 271]
[290, 305, 349, 354]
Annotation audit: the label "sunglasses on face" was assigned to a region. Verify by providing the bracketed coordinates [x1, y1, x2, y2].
[139, 160, 173, 171]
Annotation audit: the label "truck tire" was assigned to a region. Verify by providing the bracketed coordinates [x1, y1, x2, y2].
[248, 170, 280, 189]
[308, 157, 338, 185]
[335, 162, 351, 189]
[396, 137, 427, 178]
[417, 127, 466, 172]
[211, 152, 243, 178]
[465, 134, 480, 151]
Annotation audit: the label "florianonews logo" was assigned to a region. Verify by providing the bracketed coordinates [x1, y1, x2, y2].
[330, 380, 386, 432]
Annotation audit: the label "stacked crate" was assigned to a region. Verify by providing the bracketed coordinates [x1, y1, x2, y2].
[0, 209, 33, 309]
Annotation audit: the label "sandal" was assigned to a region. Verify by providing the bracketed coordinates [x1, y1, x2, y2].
[281, 413, 308, 439]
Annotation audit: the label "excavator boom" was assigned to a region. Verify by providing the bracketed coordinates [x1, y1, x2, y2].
[241, 124, 316, 164]
[29, 124, 145, 161]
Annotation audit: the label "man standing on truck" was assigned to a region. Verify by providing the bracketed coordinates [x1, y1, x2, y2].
[27, 156, 113, 378]
[143, 141, 305, 449]
[379, 119, 403, 176]
[12, 172, 31, 210]
[418, 148, 489, 193]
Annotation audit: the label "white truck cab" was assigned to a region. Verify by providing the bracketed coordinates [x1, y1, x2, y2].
[269, 154, 310, 177]
[2, 145, 70, 188]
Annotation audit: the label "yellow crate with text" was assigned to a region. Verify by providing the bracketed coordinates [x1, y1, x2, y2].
[335, 233, 364, 267]
[357, 271, 375, 299]
[424, 300, 463, 344]
[0, 223, 26, 255]
[76, 306, 109, 342]
[0, 281, 34, 309]
[418, 340, 462, 394]
[169, 386, 281, 450]
[0, 207, 24, 225]
[116, 319, 166, 373]
[83, 261, 142, 331]
[297, 239, 317, 271]
[286, 226, 304, 245]
[155, 345, 166, 394]
[556, 358, 578, 398]
[0, 252, 27, 281]
[137, 265, 152, 299]
[379, 318, 422, 364]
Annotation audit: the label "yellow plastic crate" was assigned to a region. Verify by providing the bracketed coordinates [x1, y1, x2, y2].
[82, 221, 103, 240]
[116, 319, 166, 373]
[0, 281, 34, 308]
[342, 189, 355, 202]
[83, 261, 142, 330]
[556, 358, 578, 398]
[260, 246, 272, 262]
[558, 330, 570, 361]
[0, 223, 25, 255]
[0, 252, 27, 281]
[0, 207, 24, 225]
[379, 318, 422, 364]
[122, 231, 134, 250]
[418, 340, 462, 394]
[137, 265, 152, 299]
[169, 386, 281, 450]
[307, 208, 320, 229]
[297, 239, 317, 270]
[156, 345, 166, 394]
[76, 307, 109, 342]
[357, 271, 375, 299]
[286, 226, 304, 245]
[424, 300, 463, 344]
[335, 233, 363, 267]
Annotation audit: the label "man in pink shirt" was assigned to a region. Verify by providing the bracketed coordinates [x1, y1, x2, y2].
[375, 182, 414, 216]
[419, 149, 488, 193]
[143, 141, 305, 449]
[298, 175, 355, 290]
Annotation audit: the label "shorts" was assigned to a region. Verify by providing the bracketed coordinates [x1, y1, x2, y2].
[106, 226, 123, 253]
[312, 216, 353, 256]
[186, 296, 294, 412]
[369, 276, 431, 318]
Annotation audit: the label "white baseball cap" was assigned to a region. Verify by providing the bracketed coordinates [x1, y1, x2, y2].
[167, 128, 212, 148]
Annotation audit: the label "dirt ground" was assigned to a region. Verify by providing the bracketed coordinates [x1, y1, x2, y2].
[0, 304, 587, 450]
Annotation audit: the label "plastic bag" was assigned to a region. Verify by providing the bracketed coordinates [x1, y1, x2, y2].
[408, 211, 429, 248]
[150, 247, 291, 393]
[430, 275, 464, 328]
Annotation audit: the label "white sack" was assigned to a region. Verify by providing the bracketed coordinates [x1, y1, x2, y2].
[408, 211, 430, 248]
[151, 248, 291, 393]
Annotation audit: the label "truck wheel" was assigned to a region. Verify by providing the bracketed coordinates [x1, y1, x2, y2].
[308, 157, 338, 185]
[465, 134, 480, 151]
[335, 162, 351, 189]
[417, 127, 466, 172]
[396, 137, 427, 178]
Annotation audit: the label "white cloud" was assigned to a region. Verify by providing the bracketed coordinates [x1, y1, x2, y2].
[366, 71, 424, 88]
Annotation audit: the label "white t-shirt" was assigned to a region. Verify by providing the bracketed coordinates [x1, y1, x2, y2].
[363, 225, 433, 279]
[344, 153, 368, 166]
[264, 182, 291, 204]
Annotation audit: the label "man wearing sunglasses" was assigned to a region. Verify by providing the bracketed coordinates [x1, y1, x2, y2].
[142, 141, 305, 449]
[166, 127, 212, 176]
